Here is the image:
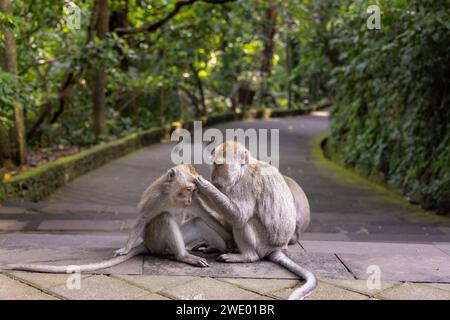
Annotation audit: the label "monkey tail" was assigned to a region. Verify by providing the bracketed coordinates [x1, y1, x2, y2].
[0, 244, 148, 274]
[267, 250, 317, 300]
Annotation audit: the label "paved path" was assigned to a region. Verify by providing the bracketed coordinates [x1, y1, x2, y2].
[0, 115, 449, 300]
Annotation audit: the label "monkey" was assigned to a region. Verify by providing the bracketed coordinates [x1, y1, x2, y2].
[284, 176, 311, 245]
[0, 164, 232, 273]
[194, 141, 317, 300]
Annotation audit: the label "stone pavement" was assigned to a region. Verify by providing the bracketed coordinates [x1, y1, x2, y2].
[0, 115, 449, 299]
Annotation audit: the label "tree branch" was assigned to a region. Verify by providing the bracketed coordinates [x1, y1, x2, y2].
[27, 1, 101, 139]
[114, 0, 236, 36]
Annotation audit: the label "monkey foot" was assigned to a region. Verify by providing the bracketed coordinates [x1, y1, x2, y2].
[191, 242, 221, 254]
[179, 254, 210, 268]
[217, 253, 256, 263]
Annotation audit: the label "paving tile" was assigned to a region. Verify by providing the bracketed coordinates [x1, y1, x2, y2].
[0, 247, 143, 275]
[0, 206, 33, 214]
[144, 252, 352, 280]
[40, 202, 107, 213]
[0, 220, 28, 231]
[302, 233, 351, 241]
[134, 293, 170, 300]
[0, 274, 57, 300]
[271, 281, 368, 300]
[422, 283, 450, 292]
[303, 241, 447, 256]
[7, 271, 91, 290]
[49, 275, 149, 300]
[378, 282, 450, 300]
[0, 233, 127, 248]
[321, 278, 398, 296]
[38, 219, 123, 231]
[161, 277, 259, 300]
[112, 275, 197, 292]
[434, 243, 450, 256]
[218, 278, 299, 294]
[337, 253, 450, 282]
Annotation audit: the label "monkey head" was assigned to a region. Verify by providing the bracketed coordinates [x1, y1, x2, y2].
[211, 141, 251, 189]
[166, 164, 198, 207]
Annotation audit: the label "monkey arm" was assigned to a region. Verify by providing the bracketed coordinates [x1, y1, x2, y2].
[115, 217, 147, 256]
[194, 176, 245, 227]
[190, 197, 232, 241]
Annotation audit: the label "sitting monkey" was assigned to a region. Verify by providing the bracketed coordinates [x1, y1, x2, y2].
[195, 141, 317, 300]
[0, 164, 231, 272]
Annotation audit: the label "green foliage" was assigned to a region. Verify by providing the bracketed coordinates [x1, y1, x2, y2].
[1, 0, 448, 212]
[323, 0, 450, 211]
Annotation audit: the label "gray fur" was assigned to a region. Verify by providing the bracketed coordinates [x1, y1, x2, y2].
[195, 141, 317, 300]
[0, 165, 231, 273]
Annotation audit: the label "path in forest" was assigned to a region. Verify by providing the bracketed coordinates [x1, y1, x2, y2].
[1, 114, 449, 300]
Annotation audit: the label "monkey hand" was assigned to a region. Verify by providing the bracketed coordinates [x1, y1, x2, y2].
[194, 176, 210, 193]
[114, 247, 130, 257]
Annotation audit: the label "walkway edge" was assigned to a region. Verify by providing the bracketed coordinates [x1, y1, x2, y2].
[1, 109, 306, 202]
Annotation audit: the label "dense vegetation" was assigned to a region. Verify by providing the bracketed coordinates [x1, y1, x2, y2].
[0, 0, 448, 213]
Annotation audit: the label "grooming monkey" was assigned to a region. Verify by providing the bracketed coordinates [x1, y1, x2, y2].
[195, 141, 317, 300]
[1, 164, 231, 273]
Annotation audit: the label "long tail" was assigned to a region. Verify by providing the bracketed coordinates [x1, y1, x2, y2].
[267, 250, 317, 300]
[0, 245, 148, 274]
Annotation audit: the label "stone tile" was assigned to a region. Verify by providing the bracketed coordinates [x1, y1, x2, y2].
[272, 281, 368, 300]
[434, 243, 450, 256]
[0, 274, 57, 300]
[144, 252, 352, 280]
[104, 205, 136, 215]
[302, 233, 351, 241]
[348, 234, 450, 243]
[49, 275, 149, 300]
[1, 201, 45, 210]
[337, 253, 450, 282]
[0, 247, 143, 275]
[40, 202, 107, 214]
[8, 271, 91, 290]
[0, 220, 28, 231]
[112, 275, 197, 292]
[38, 219, 123, 231]
[134, 293, 170, 300]
[379, 283, 450, 300]
[161, 277, 259, 300]
[0, 206, 33, 214]
[321, 278, 398, 296]
[302, 240, 447, 256]
[1, 233, 127, 248]
[423, 283, 450, 292]
[218, 278, 299, 294]
[286, 243, 305, 253]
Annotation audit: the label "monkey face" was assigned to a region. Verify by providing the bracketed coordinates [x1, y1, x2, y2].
[211, 141, 250, 189]
[175, 184, 196, 207]
[166, 165, 198, 207]
[211, 161, 243, 189]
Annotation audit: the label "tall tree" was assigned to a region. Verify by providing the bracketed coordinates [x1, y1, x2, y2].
[259, 0, 278, 108]
[92, 0, 109, 135]
[0, 0, 26, 165]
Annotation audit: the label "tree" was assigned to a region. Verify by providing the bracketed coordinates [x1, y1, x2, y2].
[0, 0, 26, 165]
[92, 0, 109, 135]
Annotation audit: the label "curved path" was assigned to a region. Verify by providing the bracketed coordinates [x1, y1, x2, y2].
[0, 115, 449, 300]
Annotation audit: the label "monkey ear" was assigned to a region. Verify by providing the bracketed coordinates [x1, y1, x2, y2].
[166, 168, 176, 182]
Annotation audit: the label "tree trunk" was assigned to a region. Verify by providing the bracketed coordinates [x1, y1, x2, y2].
[189, 63, 206, 116]
[92, 0, 109, 135]
[0, 0, 26, 165]
[261, 3, 278, 75]
[259, 2, 278, 108]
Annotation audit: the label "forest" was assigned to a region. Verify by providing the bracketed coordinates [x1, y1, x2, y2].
[0, 0, 448, 214]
